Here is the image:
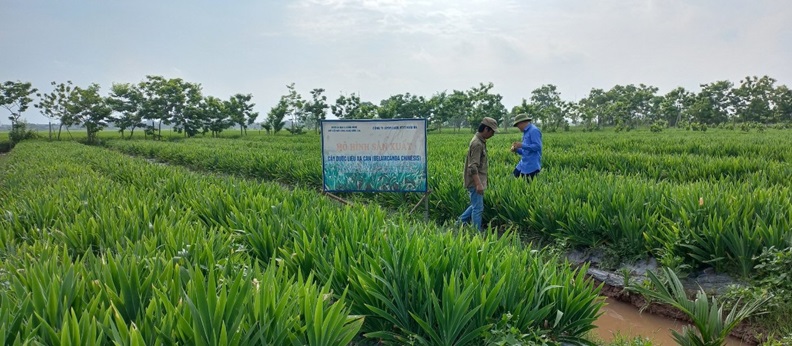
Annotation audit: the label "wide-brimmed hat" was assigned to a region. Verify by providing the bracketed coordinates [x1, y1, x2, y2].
[480, 117, 499, 132]
[512, 113, 532, 127]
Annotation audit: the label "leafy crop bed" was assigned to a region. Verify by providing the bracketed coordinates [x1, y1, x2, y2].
[106, 129, 792, 277]
[0, 141, 601, 345]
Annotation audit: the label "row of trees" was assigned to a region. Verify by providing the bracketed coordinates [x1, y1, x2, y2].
[259, 82, 507, 134]
[1, 76, 258, 143]
[569, 76, 792, 131]
[3, 75, 791, 143]
[265, 76, 792, 133]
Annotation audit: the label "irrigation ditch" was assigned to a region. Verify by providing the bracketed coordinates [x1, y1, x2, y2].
[569, 250, 760, 345]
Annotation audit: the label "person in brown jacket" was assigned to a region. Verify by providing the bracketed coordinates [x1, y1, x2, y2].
[457, 117, 498, 231]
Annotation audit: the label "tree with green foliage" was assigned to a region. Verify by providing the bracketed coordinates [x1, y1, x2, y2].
[600, 84, 659, 130]
[377, 93, 429, 119]
[202, 96, 232, 137]
[377, 94, 404, 119]
[138, 76, 204, 138]
[774, 85, 792, 124]
[35, 81, 74, 140]
[563, 101, 580, 127]
[510, 98, 533, 116]
[636, 84, 661, 123]
[577, 88, 607, 130]
[529, 84, 564, 131]
[659, 87, 694, 127]
[304, 88, 328, 133]
[734, 75, 776, 124]
[107, 83, 146, 139]
[263, 97, 288, 134]
[642, 85, 660, 125]
[282, 83, 305, 134]
[0, 80, 38, 143]
[400, 93, 429, 119]
[66, 83, 112, 144]
[331, 93, 363, 119]
[445, 90, 471, 132]
[357, 101, 378, 119]
[227, 93, 257, 136]
[467, 83, 506, 132]
[180, 82, 205, 137]
[690, 80, 735, 125]
[428, 91, 452, 132]
[139, 76, 176, 138]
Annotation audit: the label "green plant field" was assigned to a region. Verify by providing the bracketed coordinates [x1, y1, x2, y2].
[0, 141, 602, 345]
[103, 129, 792, 278]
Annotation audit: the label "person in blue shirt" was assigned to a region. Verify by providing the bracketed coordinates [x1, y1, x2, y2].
[510, 113, 542, 180]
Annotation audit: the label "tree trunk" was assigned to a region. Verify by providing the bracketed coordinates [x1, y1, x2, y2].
[87, 125, 94, 144]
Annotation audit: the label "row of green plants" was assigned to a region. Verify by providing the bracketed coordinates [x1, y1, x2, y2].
[104, 129, 792, 186]
[274, 127, 792, 165]
[104, 131, 792, 279]
[542, 130, 792, 164]
[0, 141, 603, 345]
[548, 147, 790, 185]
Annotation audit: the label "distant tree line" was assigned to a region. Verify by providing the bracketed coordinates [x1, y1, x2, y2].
[266, 76, 792, 133]
[2, 75, 791, 143]
[0, 76, 258, 143]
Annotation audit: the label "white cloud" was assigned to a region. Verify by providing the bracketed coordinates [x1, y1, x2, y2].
[2, 0, 791, 123]
[288, 0, 506, 40]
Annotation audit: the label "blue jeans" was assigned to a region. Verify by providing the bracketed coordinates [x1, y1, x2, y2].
[458, 187, 484, 231]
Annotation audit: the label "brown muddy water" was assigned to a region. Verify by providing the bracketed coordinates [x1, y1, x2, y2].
[594, 297, 748, 346]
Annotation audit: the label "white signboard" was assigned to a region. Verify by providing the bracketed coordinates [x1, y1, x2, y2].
[321, 119, 427, 192]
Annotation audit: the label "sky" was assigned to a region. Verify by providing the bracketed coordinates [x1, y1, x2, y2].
[2, 0, 791, 124]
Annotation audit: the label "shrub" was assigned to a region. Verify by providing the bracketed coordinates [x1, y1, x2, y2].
[8, 121, 37, 143]
[0, 140, 13, 153]
[650, 120, 668, 133]
[286, 125, 306, 135]
[690, 122, 707, 132]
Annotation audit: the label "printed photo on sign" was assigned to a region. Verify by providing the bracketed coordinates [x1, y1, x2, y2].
[321, 119, 428, 192]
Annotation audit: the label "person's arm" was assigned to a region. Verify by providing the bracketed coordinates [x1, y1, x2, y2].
[467, 142, 485, 194]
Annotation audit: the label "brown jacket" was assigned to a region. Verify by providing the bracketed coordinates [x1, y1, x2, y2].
[464, 133, 488, 189]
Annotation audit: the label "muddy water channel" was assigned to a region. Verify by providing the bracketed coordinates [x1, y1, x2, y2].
[594, 297, 748, 346]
